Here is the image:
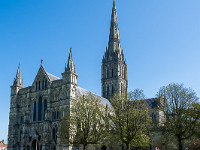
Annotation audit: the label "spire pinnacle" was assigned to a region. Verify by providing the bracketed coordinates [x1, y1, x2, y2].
[108, 0, 121, 54]
[13, 63, 23, 87]
[113, 0, 115, 7]
[65, 47, 76, 73]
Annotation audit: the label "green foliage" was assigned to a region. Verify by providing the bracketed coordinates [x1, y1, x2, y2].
[60, 93, 106, 150]
[59, 115, 70, 146]
[157, 83, 199, 150]
[129, 88, 146, 101]
[108, 90, 152, 150]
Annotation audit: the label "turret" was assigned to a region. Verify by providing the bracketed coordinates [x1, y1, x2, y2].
[11, 63, 24, 96]
[62, 47, 79, 98]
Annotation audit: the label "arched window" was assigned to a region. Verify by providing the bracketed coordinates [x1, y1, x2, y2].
[45, 80, 47, 89]
[107, 69, 109, 78]
[57, 111, 60, 120]
[121, 83, 123, 94]
[36, 82, 37, 91]
[107, 85, 110, 98]
[43, 100, 47, 120]
[103, 86, 106, 97]
[124, 68, 126, 79]
[112, 85, 114, 95]
[19, 131, 22, 141]
[42, 80, 45, 90]
[38, 96, 42, 121]
[122, 67, 124, 78]
[39, 81, 41, 90]
[53, 127, 57, 143]
[112, 69, 114, 77]
[33, 101, 37, 121]
[104, 68, 107, 78]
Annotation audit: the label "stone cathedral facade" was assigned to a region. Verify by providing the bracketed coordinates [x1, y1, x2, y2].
[8, 1, 161, 150]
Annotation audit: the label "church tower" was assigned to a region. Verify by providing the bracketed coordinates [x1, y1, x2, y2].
[102, 0, 128, 100]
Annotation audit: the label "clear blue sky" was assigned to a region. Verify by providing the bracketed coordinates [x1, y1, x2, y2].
[1, 0, 200, 142]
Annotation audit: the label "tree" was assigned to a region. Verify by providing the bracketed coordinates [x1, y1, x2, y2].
[157, 83, 199, 150]
[60, 93, 106, 150]
[108, 89, 152, 150]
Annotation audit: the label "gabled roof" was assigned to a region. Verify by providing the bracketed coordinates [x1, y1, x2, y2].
[33, 64, 60, 84]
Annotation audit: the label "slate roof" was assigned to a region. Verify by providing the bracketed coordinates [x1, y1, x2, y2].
[40, 71, 154, 108]
[145, 98, 157, 109]
[42, 71, 110, 107]
[130, 98, 157, 109]
[76, 86, 111, 107]
[46, 72, 60, 82]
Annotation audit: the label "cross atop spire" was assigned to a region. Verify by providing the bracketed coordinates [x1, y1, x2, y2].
[13, 63, 23, 87]
[41, 59, 43, 65]
[65, 47, 76, 73]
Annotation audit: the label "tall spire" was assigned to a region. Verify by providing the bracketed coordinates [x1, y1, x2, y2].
[102, 0, 128, 99]
[65, 47, 76, 73]
[13, 63, 23, 87]
[108, 0, 121, 54]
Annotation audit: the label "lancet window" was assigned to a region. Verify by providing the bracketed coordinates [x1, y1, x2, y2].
[38, 96, 43, 121]
[33, 101, 37, 122]
[43, 100, 47, 120]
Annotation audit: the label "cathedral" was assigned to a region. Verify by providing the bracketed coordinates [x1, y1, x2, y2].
[8, 1, 160, 150]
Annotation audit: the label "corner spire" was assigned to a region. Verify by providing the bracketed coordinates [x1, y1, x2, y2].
[108, 0, 121, 54]
[13, 63, 23, 87]
[65, 47, 76, 73]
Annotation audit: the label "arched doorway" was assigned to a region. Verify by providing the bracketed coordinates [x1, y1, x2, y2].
[31, 139, 39, 150]
[101, 145, 106, 150]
